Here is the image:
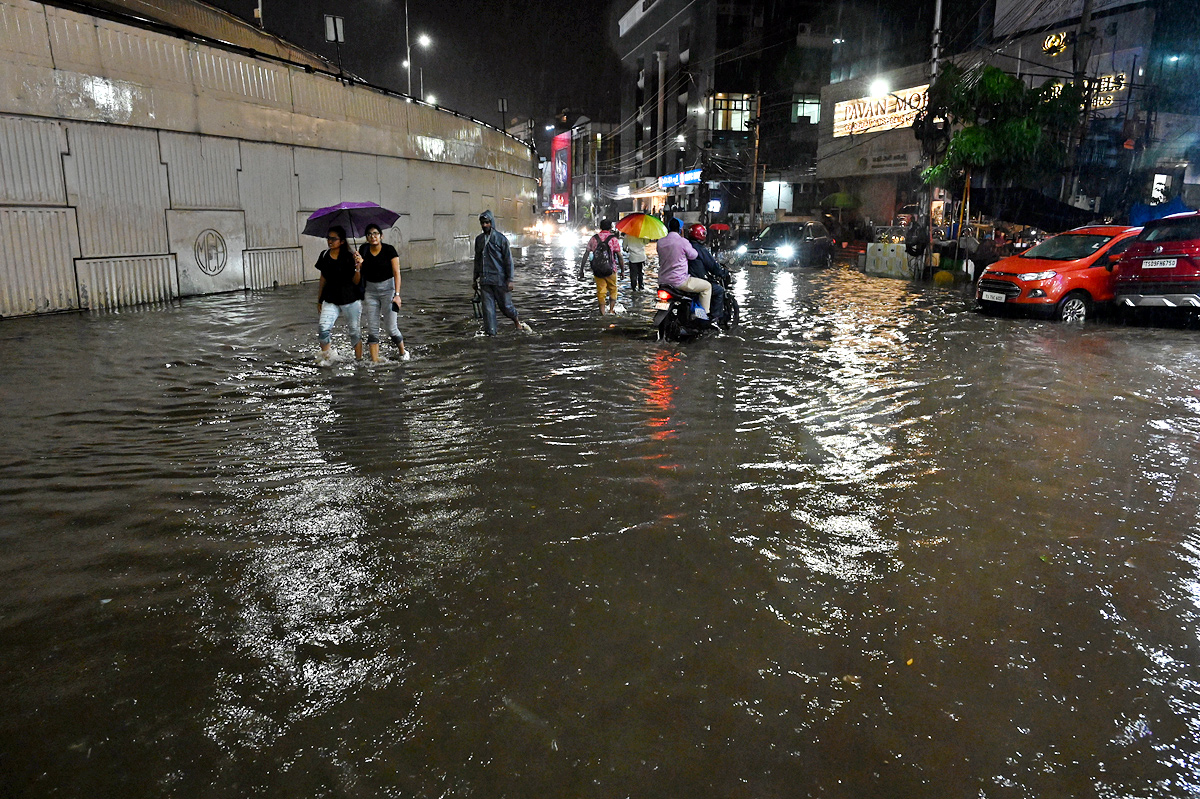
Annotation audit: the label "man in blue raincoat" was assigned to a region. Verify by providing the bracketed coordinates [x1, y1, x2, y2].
[473, 210, 532, 336]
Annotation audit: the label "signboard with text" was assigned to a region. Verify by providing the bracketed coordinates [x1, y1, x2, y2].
[833, 85, 929, 138]
[659, 168, 702, 188]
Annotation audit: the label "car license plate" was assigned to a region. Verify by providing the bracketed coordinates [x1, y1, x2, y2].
[751, 260, 769, 266]
[1143, 258, 1177, 269]
[981, 291, 1006, 302]
[654, 302, 669, 310]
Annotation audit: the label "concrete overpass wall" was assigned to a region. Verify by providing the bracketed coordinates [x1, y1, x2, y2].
[0, 0, 536, 316]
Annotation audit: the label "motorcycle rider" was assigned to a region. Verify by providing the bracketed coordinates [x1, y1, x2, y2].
[656, 218, 712, 319]
[684, 223, 727, 327]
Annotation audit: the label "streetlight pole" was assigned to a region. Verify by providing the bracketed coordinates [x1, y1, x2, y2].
[749, 92, 761, 232]
[404, 0, 411, 96]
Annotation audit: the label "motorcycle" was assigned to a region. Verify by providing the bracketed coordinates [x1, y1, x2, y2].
[653, 270, 739, 341]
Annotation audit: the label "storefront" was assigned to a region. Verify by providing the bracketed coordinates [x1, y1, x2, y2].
[816, 63, 931, 228]
[614, 169, 703, 217]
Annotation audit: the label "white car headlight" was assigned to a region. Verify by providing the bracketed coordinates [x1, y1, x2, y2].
[776, 244, 795, 259]
[736, 244, 747, 255]
[558, 231, 578, 250]
[1017, 270, 1056, 281]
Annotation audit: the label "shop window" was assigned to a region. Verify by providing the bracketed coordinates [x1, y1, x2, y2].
[791, 94, 820, 124]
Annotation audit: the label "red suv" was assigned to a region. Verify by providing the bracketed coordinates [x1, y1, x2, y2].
[1113, 212, 1200, 318]
[976, 225, 1141, 321]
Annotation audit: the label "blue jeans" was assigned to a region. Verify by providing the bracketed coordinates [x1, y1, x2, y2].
[362, 279, 403, 344]
[318, 300, 362, 345]
[480, 283, 519, 336]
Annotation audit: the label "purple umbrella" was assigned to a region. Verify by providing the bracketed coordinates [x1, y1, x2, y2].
[303, 201, 400, 239]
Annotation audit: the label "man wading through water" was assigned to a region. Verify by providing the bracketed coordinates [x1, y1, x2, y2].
[579, 218, 626, 315]
[473, 210, 532, 336]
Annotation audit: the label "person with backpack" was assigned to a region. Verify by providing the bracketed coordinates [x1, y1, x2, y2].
[579, 218, 625, 315]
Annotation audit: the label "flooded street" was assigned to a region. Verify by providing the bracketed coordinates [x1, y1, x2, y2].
[3, 243, 1200, 797]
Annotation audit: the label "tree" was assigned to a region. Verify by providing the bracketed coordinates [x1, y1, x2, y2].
[914, 63, 1084, 189]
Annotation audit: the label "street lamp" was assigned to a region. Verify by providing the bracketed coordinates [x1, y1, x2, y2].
[402, 2, 432, 98]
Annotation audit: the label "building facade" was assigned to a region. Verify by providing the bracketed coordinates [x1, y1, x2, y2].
[816, 0, 1200, 228]
[613, 0, 837, 223]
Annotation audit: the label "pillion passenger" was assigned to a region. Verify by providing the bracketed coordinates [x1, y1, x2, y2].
[684, 223, 728, 327]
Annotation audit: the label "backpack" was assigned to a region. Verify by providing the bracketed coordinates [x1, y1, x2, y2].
[588, 233, 616, 277]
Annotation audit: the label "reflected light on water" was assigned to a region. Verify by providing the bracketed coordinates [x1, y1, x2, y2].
[771, 270, 796, 321]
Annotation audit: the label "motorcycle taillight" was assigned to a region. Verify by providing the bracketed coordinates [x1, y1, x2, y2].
[656, 289, 672, 301]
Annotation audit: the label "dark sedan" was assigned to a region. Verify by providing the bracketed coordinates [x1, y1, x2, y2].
[735, 222, 834, 268]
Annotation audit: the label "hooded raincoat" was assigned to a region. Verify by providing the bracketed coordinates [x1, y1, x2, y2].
[474, 210, 514, 286]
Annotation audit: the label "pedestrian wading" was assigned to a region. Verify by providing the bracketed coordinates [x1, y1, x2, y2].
[474, 209, 533, 336]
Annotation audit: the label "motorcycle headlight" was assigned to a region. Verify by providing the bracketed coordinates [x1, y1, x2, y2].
[558, 231, 578, 250]
[1017, 270, 1056, 281]
[776, 245, 795, 259]
[736, 244, 747, 255]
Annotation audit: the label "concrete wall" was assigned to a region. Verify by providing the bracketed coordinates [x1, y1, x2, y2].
[0, 0, 536, 317]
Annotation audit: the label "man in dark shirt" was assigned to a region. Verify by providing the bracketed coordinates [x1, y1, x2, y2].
[685, 224, 727, 327]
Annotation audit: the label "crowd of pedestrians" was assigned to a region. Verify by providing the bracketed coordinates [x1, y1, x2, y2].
[315, 209, 684, 362]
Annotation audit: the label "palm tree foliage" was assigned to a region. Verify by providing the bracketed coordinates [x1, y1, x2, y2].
[915, 63, 1084, 187]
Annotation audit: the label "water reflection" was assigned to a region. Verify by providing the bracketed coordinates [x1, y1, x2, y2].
[3, 250, 1200, 796]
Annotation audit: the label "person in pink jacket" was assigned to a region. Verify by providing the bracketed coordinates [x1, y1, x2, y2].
[655, 218, 712, 317]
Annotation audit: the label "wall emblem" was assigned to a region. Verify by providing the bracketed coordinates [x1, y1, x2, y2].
[194, 229, 228, 276]
[1043, 32, 1068, 56]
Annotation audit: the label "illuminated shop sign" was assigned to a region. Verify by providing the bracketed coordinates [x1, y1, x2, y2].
[1043, 32, 1068, 56]
[833, 85, 929, 138]
[659, 168, 702, 188]
[1047, 72, 1128, 109]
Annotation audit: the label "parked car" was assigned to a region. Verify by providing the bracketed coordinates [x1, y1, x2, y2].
[975, 224, 1141, 321]
[1113, 212, 1200, 320]
[734, 221, 834, 268]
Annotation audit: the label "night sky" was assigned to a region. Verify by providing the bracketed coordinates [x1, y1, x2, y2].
[202, 0, 625, 128]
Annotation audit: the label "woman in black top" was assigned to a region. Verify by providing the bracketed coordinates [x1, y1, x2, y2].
[358, 223, 409, 362]
[315, 225, 363, 362]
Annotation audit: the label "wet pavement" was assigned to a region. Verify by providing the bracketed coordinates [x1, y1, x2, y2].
[2, 242, 1200, 797]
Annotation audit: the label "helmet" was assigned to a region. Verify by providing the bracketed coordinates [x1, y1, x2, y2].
[686, 223, 707, 243]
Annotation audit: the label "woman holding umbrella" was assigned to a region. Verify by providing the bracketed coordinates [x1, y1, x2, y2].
[358, 223, 409, 362]
[315, 225, 363, 362]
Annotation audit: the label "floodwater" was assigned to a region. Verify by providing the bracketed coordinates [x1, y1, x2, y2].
[3, 243, 1200, 798]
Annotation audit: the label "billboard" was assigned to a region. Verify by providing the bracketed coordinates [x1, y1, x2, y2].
[833, 85, 929, 138]
[550, 132, 571, 210]
[994, 0, 1139, 37]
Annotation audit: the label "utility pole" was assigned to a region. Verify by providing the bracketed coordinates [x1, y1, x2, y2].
[930, 0, 943, 78]
[404, 0, 411, 96]
[254, 0, 263, 28]
[655, 50, 668, 178]
[749, 92, 761, 232]
[1064, 0, 1096, 203]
